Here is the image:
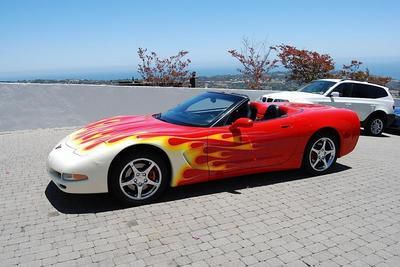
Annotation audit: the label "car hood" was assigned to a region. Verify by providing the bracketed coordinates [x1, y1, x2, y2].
[66, 115, 183, 152]
[264, 91, 325, 103]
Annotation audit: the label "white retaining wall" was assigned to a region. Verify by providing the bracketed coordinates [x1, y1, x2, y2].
[0, 83, 274, 131]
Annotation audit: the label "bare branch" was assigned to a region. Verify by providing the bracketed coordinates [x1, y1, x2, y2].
[228, 38, 277, 89]
[137, 48, 191, 86]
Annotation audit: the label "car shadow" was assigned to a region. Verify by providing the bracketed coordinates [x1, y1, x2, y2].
[45, 163, 351, 214]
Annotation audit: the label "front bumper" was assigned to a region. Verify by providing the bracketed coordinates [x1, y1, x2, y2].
[47, 141, 110, 194]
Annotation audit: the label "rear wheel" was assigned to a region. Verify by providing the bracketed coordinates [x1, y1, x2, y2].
[365, 115, 385, 136]
[109, 150, 169, 205]
[303, 133, 338, 175]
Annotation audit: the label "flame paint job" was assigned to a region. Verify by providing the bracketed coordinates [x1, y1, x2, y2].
[68, 115, 258, 186]
[65, 102, 360, 187]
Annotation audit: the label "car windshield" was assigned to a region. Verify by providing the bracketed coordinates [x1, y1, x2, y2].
[298, 80, 336, 94]
[156, 92, 245, 127]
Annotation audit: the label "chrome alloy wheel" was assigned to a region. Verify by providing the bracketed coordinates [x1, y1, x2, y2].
[309, 137, 336, 172]
[119, 158, 162, 200]
[370, 118, 384, 135]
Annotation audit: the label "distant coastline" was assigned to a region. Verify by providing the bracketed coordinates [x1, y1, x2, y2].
[2, 72, 399, 98]
[1, 59, 400, 82]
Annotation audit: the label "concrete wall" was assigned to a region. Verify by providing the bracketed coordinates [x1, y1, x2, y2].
[0, 83, 273, 131]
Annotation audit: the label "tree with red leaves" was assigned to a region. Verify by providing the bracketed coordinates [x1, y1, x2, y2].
[228, 38, 278, 89]
[276, 45, 334, 83]
[367, 75, 392, 86]
[137, 48, 191, 86]
[339, 60, 391, 86]
[340, 60, 369, 81]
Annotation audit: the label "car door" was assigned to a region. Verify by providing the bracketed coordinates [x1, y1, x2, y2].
[206, 111, 299, 180]
[205, 101, 260, 179]
[327, 83, 377, 121]
[347, 84, 377, 121]
[206, 124, 257, 180]
[245, 115, 299, 168]
[324, 82, 354, 110]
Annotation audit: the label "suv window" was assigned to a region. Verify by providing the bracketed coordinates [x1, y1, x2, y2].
[371, 86, 388, 98]
[351, 84, 388, 99]
[331, 83, 353, 97]
[299, 80, 336, 94]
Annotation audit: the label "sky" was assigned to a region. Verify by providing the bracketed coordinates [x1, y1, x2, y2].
[1, 0, 400, 80]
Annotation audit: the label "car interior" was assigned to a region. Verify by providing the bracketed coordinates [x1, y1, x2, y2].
[225, 101, 288, 125]
[263, 105, 286, 120]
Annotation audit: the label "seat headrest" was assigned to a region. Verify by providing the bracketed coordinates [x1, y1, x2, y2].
[249, 102, 267, 119]
[263, 105, 282, 120]
[249, 105, 257, 120]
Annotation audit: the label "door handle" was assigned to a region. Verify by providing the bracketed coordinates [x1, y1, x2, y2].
[345, 103, 352, 106]
[281, 124, 291, 128]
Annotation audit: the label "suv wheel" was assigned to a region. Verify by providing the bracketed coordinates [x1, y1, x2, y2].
[365, 115, 385, 136]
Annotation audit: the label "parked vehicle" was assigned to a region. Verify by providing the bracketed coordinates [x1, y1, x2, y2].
[47, 92, 360, 205]
[259, 79, 395, 136]
[388, 106, 400, 129]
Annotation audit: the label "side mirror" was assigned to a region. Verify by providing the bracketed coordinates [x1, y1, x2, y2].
[230, 118, 253, 130]
[330, 92, 340, 98]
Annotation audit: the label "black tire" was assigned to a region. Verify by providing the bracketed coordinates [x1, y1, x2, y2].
[303, 132, 338, 176]
[109, 150, 170, 205]
[364, 115, 385, 136]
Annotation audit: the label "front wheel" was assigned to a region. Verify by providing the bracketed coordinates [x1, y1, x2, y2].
[109, 150, 169, 205]
[365, 115, 385, 136]
[303, 133, 338, 175]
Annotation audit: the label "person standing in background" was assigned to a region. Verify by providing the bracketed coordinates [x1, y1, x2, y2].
[190, 72, 196, 88]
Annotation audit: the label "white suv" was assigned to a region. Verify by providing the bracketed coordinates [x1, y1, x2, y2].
[259, 79, 395, 136]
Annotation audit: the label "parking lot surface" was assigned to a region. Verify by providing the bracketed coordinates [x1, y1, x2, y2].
[0, 128, 399, 266]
